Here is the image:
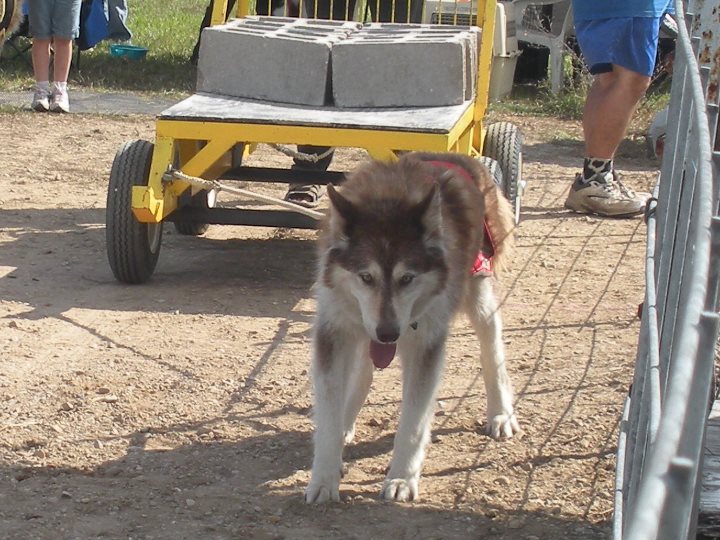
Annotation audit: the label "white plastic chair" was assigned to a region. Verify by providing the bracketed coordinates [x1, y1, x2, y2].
[511, 0, 574, 93]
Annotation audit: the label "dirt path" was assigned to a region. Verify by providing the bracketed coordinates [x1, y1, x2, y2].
[0, 111, 657, 539]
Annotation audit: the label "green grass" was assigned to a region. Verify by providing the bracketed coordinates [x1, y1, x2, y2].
[491, 84, 587, 121]
[0, 0, 208, 95]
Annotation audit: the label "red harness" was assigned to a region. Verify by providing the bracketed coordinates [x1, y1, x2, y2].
[427, 160, 496, 277]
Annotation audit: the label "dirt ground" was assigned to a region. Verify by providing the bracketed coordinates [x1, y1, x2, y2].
[0, 109, 658, 540]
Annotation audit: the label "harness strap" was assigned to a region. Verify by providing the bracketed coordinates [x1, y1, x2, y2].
[427, 160, 495, 277]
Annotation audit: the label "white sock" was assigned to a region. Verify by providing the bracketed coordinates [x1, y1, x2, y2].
[37, 81, 50, 92]
[54, 81, 68, 93]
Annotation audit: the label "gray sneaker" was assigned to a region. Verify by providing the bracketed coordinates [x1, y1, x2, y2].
[565, 171, 650, 217]
[49, 88, 70, 113]
[31, 88, 50, 112]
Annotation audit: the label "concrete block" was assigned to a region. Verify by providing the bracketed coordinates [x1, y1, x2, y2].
[331, 24, 480, 108]
[197, 17, 361, 106]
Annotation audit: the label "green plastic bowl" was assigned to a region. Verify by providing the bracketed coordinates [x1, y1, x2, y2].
[109, 44, 149, 60]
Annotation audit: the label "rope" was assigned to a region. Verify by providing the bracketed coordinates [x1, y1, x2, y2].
[163, 169, 324, 220]
[269, 144, 335, 163]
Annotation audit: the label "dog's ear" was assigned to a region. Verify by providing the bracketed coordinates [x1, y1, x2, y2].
[326, 184, 357, 242]
[327, 184, 356, 221]
[413, 183, 443, 247]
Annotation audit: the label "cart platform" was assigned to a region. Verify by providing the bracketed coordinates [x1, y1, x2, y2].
[159, 92, 473, 134]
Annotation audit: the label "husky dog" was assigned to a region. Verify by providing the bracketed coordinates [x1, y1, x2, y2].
[305, 151, 520, 503]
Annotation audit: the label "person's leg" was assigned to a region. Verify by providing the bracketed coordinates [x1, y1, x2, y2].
[565, 17, 660, 217]
[31, 38, 51, 82]
[284, 0, 355, 207]
[51, 37, 73, 83]
[285, 145, 334, 208]
[28, 0, 52, 111]
[47, 0, 81, 113]
[582, 66, 650, 160]
[30, 37, 52, 111]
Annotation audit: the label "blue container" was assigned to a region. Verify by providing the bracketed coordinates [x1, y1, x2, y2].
[109, 44, 149, 60]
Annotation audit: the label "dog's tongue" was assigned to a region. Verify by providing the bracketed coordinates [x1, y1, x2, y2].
[369, 341, 397, 369]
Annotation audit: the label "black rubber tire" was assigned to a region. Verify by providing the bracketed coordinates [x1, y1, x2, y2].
[483, 122, 524, 221]
[476, 156, 504, 188]
[1, 0, 17, 33]
[106, 140, 163, 284]
[173, 189, 214, 236]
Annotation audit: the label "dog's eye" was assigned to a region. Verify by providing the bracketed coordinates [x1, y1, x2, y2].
[398, 273, 415, 286]
[359, 272, 374, 285]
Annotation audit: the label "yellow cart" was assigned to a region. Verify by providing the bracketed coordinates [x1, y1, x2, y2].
[105, 0, 523, 283]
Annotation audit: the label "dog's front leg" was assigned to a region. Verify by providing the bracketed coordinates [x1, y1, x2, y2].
[382, 336, 446, 502]
[305, 323, 356, 504]
[343, 355, 373, 445]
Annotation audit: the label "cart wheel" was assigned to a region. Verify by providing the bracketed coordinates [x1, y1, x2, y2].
[106, 140, 163, 284]
[476, 156, 504, 188]
[173, 189, 217, 236]
[483, 122, 524, 223]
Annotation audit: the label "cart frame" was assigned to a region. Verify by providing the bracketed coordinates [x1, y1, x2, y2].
[107, 0, 524, 283]
[132, 0, 496, 224]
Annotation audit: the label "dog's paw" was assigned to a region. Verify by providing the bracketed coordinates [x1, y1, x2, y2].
[486, 412, 521, 440]
[305, 466, 342, 504]
[381, 477, 418, 502]
[305, 479, 341, 504]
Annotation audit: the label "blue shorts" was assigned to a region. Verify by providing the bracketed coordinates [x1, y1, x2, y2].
[28, 0, 82, 40]
[575, 17, 662, 77]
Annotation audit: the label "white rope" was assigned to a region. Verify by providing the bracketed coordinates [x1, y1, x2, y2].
[269, 144, 335, 163]
[164, 169, 324, 220]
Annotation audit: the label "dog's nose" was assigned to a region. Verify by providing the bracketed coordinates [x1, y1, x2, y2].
[376, 324, 400, 344]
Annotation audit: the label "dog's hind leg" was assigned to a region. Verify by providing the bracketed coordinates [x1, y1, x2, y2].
[381, 334, 446, 502]
[306, 322, 362, 504]
[464, 276, 520, 439]
[343, 356, 373, 444]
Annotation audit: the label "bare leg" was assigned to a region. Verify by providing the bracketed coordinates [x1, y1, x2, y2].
[583, 65, 651, 159]
[49, 37, 74, 83]
[31, 38, 51, 82]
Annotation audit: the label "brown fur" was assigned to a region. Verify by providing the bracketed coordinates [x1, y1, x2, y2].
[307, 152, 520, 503]
[319, 151, 515, 277]
[409, 152, 516, 274]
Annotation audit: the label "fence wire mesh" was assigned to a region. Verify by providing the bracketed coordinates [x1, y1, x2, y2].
[613, 0, 720, 538]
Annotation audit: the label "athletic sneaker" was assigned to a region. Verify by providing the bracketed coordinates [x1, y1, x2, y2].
[49, 88, 70, 113]
[564, 171, 651, 217]
[31, 88, 50, 112]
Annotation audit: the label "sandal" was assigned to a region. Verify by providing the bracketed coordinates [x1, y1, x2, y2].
[284, 184, 325, 208]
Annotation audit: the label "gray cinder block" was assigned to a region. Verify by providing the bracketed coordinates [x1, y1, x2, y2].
[197, 17, 361, 106]
[332, 24, 480, 108]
